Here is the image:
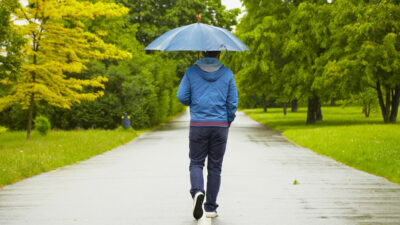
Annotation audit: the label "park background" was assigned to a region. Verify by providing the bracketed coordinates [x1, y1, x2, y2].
[0, 0, 399, 189]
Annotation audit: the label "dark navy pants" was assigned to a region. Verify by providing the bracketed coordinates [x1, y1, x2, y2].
[189, 126, 229, 212]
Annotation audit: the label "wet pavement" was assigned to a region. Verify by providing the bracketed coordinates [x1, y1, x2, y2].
[1, 110, 400, 225]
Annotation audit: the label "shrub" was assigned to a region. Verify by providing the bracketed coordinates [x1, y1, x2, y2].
[34, 116, 51, 135]
[0, 126, 7, 135]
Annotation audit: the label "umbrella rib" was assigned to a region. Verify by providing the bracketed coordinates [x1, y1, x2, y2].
[202, 23, 249, 51]
[164, 24, 196, 51]
[213, 26, 249, 51]
[145, 22, 250, 51]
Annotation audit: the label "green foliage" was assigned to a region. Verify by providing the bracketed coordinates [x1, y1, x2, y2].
[170, 87, 185, 116]
[350, 88, 378, 117]
[228, 0, 400, 123]
[0, 0, 24, 95]
[34, 116, 51, 135]
[225, 0, 331, 121]
[116, 0, 240, 46]
[0, 104, 28, 130]
[224, 0, 286, 103]
[118, 0, 240, 77]
[0, 0, 238, 131]
[0, 126, 7, 135]
[65, 0, 236, 129]
[0, 129, 138, 188]
[327, 0, 400, 123]
[244, 106, 400, 184]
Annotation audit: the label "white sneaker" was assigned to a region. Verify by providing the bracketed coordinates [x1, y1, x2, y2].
[192, 192, 205, 220]
[205, 211, 218, 218]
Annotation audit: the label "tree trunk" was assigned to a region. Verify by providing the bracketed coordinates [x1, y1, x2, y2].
[262, 94, 267, 112]
[362, 107, 367, 117]
[27, 44, 37, 140]
[27, 94, 34, 140]
[26, 46, 38, 140]
[384, 89, 391, 123]
[330, 98, 335, 106]
[376, 81, 389, 123]
[283, 103, 287, 116]
[307, 96, 322, 124]
[389, 86, 400, 123]
[291, 99, 298, 112]
[367, 103, 371, 117]
[363, 102, 371, 117]
[376, 81, 399, 123]
[306, 97, 316, 124]
[316, 97, 323, 121]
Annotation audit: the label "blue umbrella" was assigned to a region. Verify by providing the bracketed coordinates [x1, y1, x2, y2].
[144, 22, 250, 52]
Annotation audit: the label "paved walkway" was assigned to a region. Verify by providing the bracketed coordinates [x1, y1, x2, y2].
[1, 111, 400, 225]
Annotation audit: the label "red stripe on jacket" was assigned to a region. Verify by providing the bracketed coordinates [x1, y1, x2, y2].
[190, 121, 229, 127]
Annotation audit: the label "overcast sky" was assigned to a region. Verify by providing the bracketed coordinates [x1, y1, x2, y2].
[221, 0, 245, 30]
[221, 0, 243, 10]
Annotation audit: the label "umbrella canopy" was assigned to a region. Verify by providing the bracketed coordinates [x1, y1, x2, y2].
[144, 22, 250, 52]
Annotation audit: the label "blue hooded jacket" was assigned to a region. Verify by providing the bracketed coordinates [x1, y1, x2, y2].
[177, 57, 238, 127]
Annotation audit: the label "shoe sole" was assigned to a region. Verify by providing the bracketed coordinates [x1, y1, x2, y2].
[193, 194, 205, 220]
[206, 213, 218, 218]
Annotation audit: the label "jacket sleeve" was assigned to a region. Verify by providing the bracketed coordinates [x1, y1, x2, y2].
[177, 73, 191, 106]
[227, 76, 238, 123]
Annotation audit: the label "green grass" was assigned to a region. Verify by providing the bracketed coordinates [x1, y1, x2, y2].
[0, 129, 139, 188]
[243, 106, 400, 184]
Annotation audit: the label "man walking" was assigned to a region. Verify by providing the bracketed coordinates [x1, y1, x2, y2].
[177, 51, 238, 220]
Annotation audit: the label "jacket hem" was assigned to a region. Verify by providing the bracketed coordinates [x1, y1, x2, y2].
[190, 121, 229, 127]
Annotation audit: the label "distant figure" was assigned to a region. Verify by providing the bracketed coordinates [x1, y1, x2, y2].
[177, 51, 238, 220]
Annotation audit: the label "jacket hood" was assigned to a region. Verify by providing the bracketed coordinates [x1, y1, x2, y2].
[194, 57, 225, 82]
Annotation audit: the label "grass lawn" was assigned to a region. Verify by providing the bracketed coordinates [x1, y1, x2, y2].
[0, 129, 140, 188]
[243, 106, 400, 184]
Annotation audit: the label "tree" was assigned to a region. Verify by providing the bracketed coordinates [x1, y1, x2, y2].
[282, 1, 337, 124]
[326, 0, 400, 123]
[354, 88, 377, 117]
[227, 0, 400, 125]
[82, 9, 183, 128]
[354, 1, 400, 123]
[0, 0, 131, 139]
[224, 0, 294, 113]
[0, 0, 240, 131]
[226, 0, 331, 122]
[119, 0, 240, 78]
[117, 0, 240, 46]
[0, 0, 24, 97]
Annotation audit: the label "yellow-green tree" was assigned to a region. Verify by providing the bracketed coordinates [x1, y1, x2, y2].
[0, 0, 131, 139]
